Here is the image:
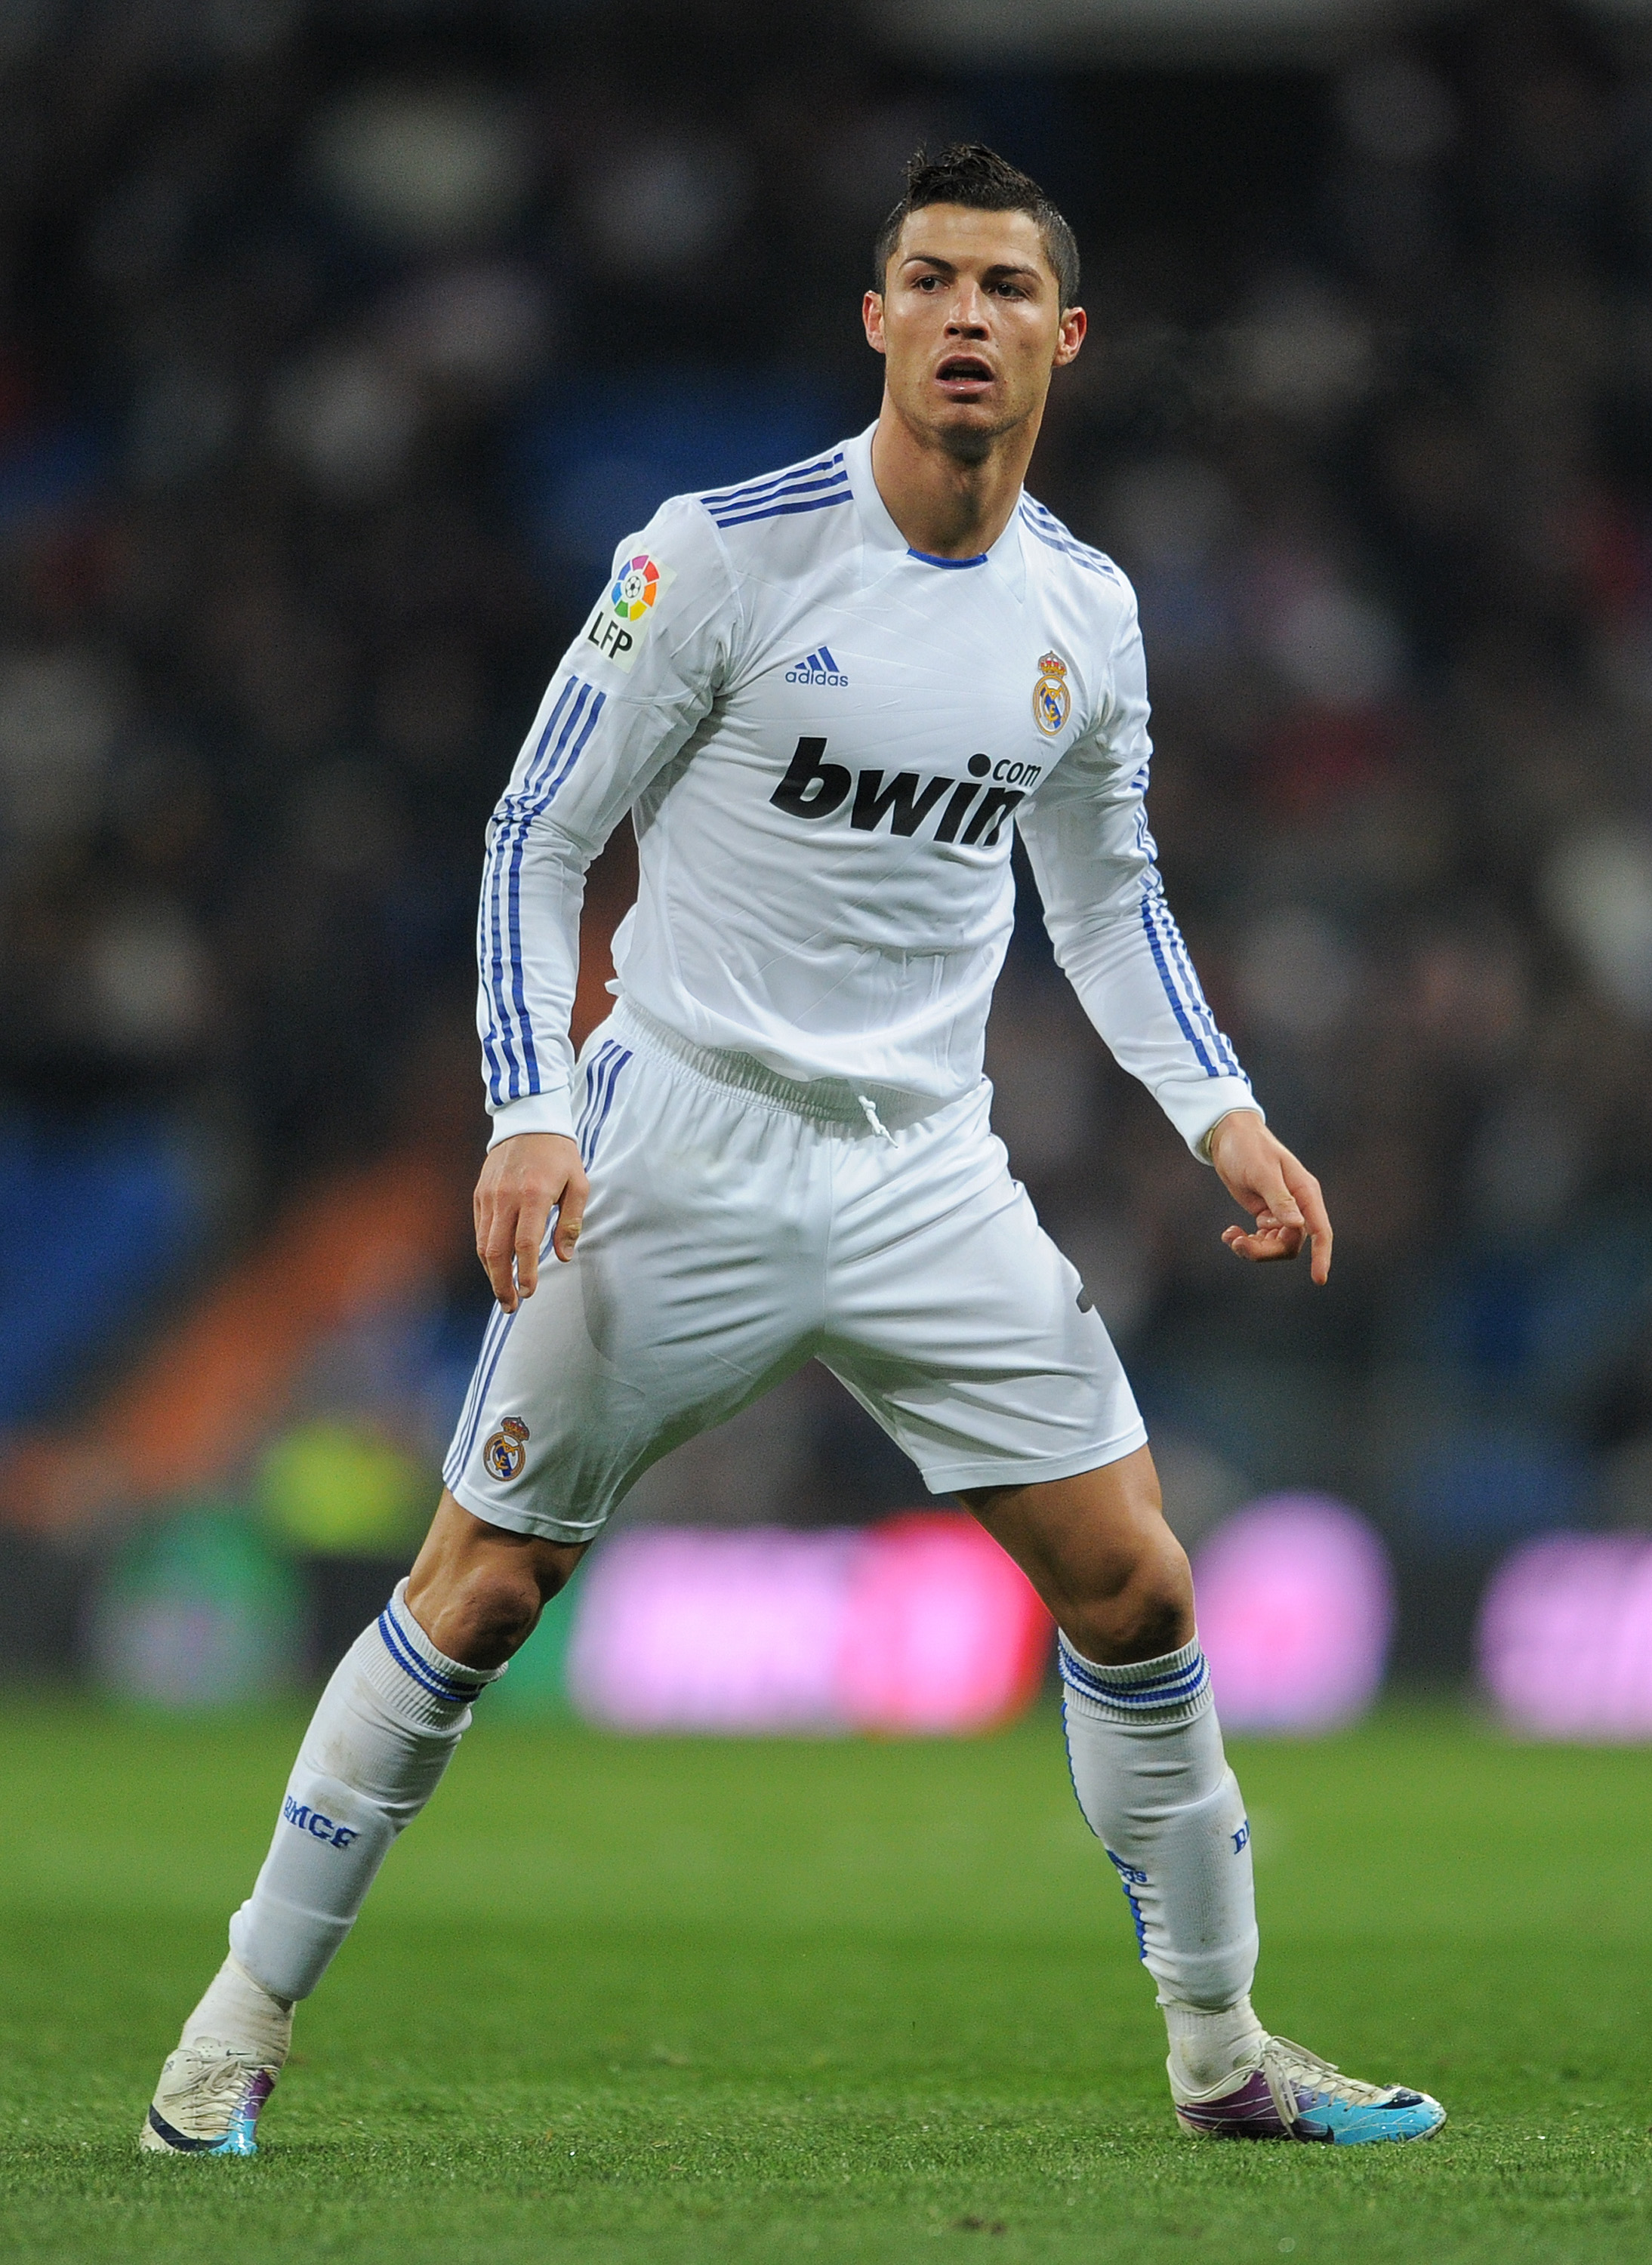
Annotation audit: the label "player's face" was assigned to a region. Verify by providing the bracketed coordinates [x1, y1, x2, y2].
[864, 205, 1085, 458]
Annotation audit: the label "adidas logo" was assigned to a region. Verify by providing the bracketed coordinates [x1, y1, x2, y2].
[784, 645, 847, 687]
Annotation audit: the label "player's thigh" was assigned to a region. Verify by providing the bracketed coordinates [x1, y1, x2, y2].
[821, 1089, 1146, 1496]
[445, 1025, 825, 1544]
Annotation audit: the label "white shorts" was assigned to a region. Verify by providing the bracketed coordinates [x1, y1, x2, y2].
[444, 1006, 1146, 1545]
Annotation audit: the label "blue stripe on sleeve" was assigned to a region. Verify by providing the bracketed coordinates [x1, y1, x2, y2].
[1145, 884, 1241, 1079]
[1160, 908, 1245, 1079]
[712, 485, 852, 529]
[711, 467, 848, 509]
[1140, 892, 1217, 1074]
[486, 818, 522, 1099]
[478, 884, 508, 1107]
[480, 676, 607, 1105]
[501, 684, 599, 1089]
[540, 683, 606, 801]
[482, 679, 581, 1099]
[699, 451, 844, 508]
[1018, 498, 1122, 581]
[522, 677, 580, 791]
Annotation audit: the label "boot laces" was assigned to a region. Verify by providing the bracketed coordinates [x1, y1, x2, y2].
[163, 2039, 274, 2116]
[1262, 2035, 1395, 2122]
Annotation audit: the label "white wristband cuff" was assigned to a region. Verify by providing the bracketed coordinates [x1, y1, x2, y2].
[1153, 1082, 1264, 1162]
[487, 1086, 576, 1148]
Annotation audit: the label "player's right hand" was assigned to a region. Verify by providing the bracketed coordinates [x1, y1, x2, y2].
[473, 1132, 589, 1311]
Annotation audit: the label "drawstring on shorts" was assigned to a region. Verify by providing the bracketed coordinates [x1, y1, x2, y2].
[857, 1093, 896, 1145]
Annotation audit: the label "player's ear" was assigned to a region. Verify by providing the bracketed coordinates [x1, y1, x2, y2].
[1053, 304, 1086, 369]
[863, 289, 887, 356]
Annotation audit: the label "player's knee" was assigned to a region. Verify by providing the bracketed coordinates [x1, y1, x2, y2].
[412, 1560, 545, 1670]
[1067, 1527, 1194, 1666]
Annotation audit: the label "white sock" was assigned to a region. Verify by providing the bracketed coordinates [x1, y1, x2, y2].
[228, 1581, 505, 2002]
[179, 1953, 293, 2066]
[1161, 1994, 1267, 2096]
[1059, 1632, 1263, 2092]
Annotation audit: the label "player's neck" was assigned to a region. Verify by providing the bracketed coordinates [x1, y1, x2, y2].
[869, 399, 1040, 560]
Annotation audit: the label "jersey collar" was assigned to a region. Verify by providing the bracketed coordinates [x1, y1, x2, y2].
[844, 423, 1028, 601]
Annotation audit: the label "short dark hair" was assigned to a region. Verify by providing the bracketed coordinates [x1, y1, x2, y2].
[873, 143, 1080, 310]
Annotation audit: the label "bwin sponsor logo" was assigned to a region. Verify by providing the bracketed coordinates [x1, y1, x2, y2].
[282, 1795, 361, 1850]
[769, 736, 1041, 847]
[784, 645, 848, 687]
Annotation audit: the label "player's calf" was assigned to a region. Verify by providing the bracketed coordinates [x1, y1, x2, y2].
[1057, 1631, 1444, 2146]
[138, 1547, 518, 2153]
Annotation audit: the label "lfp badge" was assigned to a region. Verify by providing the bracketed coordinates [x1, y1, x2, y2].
[1032, 650, 1071, 736]
[582, 550, 676, 674]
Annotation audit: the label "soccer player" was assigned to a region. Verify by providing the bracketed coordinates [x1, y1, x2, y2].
[142, 145, 1444, 2154]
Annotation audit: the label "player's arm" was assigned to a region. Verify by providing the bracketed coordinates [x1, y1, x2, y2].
[473, 496, 740, 1309]
[1016, 595, 1332, 1285]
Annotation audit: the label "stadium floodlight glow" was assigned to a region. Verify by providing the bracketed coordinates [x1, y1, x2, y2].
[565, 1514, 1051, 1736]
[1192, 1493, 1395, 1733]
[1476, 1532, 1652, 1740]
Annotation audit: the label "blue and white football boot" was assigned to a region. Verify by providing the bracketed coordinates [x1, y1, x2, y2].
[1172, 2035, 1446, 2144]
[138, 2039, 282, 2156]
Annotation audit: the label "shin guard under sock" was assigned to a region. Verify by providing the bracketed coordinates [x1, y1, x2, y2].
[228, 1581, 504, 2003]
[1059, 1632, 1262, 2085]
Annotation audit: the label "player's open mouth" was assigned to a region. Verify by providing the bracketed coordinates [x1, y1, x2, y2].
[935, 357, 994, 396]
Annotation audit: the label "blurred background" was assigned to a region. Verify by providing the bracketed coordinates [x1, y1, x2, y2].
[3, 0, 1652, 1731]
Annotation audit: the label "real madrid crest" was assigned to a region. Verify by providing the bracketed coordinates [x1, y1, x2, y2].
[1033, 651, 1071, 737]
[482, 1415, 530, 1482]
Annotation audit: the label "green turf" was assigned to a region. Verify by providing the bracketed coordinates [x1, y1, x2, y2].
[1, 1696, 1648, 2263]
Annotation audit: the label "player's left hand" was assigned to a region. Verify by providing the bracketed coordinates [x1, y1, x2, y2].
[473, 1132, 589, 1311]
[1207, 1111, 1333, 1286]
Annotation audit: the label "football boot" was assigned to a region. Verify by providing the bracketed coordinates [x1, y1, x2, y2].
[138, 2039, 281, 2156]
[1172, 2034, 1445, 2144]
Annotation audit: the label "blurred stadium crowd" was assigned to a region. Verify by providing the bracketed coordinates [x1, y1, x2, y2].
[4, 0, 1652, 1681]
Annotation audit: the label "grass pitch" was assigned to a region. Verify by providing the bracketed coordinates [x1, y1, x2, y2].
[0, 1697, 1648, 2263]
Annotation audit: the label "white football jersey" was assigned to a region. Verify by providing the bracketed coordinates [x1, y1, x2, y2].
[479, 422, 1257, 1157]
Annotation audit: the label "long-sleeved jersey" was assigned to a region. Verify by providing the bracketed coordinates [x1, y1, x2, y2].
[478, 422, 1257, 1158]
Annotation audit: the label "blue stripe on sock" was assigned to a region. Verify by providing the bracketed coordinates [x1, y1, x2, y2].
[377, 1607, 483, 1706]
[1062, 1654, 1207, 1699]
[1059, 1641, 1209, 1709]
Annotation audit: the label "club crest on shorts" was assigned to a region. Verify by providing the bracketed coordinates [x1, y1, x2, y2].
[482, 1416, 530, 1481]
[1033, 650, 1071, 736]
